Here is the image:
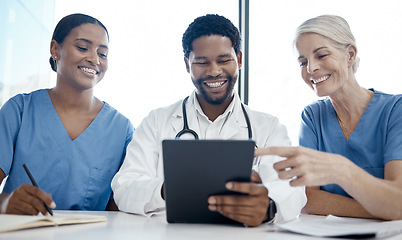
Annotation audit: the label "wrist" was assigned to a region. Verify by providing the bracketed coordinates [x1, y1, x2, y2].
[0, 193, 11, 214]
[263, 197, 277, 223]
[335, 155, 357, 187]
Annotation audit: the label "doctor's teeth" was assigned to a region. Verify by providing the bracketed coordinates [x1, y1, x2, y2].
[206, 82, 224, 88]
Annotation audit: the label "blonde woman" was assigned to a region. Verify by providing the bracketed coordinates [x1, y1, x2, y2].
[256, 15, 402, 220]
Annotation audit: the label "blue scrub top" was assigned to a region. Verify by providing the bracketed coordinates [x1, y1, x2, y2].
[0, 89, 133, 210]
[299, 89, 402, 198]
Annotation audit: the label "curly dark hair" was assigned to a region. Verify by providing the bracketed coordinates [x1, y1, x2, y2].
[182, 14, 241, 58]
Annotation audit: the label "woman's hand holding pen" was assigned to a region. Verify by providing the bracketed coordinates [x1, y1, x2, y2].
[254, 146, 355, 187]
[1, 184, 56, 215]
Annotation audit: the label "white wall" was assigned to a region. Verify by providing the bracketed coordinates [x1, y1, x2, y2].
[53, 0, 239, 128]
[248, 0, 402, 144]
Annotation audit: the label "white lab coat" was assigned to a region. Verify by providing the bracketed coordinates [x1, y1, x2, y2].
[112, 92, 306, 223]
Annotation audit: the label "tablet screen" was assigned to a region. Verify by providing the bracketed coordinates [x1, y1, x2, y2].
[162, 139, 255, 224]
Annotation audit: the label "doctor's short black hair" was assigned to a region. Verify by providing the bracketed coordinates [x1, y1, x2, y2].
[182, 14, 241, 58]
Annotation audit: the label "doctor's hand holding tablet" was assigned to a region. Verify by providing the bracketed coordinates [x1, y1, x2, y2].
[208, 171, 271, 227]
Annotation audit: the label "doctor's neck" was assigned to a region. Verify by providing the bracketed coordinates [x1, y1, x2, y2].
[196, 94, 234, 122]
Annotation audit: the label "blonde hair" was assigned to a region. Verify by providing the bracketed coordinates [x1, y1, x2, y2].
[295, 15, 360, 73]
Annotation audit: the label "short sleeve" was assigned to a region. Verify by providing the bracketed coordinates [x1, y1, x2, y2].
[299, 106, 318, 150]
[0, 97, 24, 175]
[384, 97, 402, 162]
[122, 121, 134, 161]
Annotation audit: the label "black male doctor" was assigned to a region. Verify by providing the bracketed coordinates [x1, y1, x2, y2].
[112, 14, 306, 227]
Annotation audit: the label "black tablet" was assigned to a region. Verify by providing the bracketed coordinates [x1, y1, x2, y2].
[162, 139, 255, 224]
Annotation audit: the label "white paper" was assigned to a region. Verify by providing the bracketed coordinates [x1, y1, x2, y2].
[277, 215, 402, 238]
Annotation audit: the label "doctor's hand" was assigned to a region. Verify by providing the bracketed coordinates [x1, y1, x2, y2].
[254, 146, 354, 187]
[0, 184, 55, 215]
[208, 171, 269, 227]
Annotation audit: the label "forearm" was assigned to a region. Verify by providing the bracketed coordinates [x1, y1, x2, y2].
[270, 183, 306, 223]
[257, 156, 306, 223]
[258, 146, 402, 220]
[302, 187, 376, 219]
[111, 121, 166, 215]
[111, 172, 164, 215]
[339, 164, 402, 220]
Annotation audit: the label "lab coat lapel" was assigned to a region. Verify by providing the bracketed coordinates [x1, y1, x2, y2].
[171, 103, 184, 134]
[219, 100, 248, 139]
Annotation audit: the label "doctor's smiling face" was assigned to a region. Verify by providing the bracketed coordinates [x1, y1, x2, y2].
[185, 34, 242, 105]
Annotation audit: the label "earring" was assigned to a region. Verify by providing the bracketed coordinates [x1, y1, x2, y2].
[54, 56, 57, 60]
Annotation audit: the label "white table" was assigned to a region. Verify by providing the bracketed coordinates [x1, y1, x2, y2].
[0, 211, 400, 240]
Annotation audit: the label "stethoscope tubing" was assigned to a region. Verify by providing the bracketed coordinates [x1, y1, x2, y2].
[175, 96, 199, 139]
[175, 96, 252, 141]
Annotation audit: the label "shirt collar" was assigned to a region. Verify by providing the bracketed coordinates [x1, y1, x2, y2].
[191, 90, 237, 123]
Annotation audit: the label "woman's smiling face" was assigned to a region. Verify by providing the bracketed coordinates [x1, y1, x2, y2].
[296, 33, 355, 97]
[52, 23, 109, 91]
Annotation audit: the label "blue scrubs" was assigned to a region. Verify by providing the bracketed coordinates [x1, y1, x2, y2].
[299, 89, 402, 198]
[0, 89, 133, 210]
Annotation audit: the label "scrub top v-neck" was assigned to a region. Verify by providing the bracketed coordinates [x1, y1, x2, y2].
[299, 89, 402, 197]
[0, 89, 133, 210]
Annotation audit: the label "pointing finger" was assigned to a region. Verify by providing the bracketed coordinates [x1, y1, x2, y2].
[254, 146, 295, 158]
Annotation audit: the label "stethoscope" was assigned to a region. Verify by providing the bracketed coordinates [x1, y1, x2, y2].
[175, 96, 253, 140]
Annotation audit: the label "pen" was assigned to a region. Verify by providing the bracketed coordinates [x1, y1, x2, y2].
[22, 164, 54, 216]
